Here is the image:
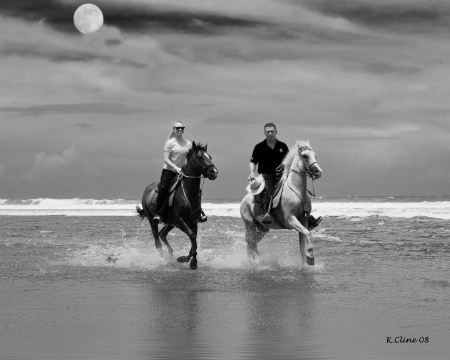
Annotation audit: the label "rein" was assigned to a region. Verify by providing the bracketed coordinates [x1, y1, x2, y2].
[179, 151, 214, 212]
[289, 150, 318, 198]
[181, 173, 203, 179]
[290, 168, 316, 198]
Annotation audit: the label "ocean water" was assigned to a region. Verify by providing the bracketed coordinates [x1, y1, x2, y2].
[0, 196, 449, 359]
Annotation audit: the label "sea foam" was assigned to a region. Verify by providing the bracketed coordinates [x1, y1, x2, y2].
[0, 198, 449, 219]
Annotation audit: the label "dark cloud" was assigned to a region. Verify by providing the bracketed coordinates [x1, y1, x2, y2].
[0, 0, 265, 35]
[105, 39, 122, 47]
[0, 0, 372, 64]
[0, 0, 78, 33]
[104, 7, 265, 35]
[303, 0, 450, 33]
[0, 0, 355, 44]
[0, 43, 146, 68]
[0, 103, 149, 116]
[364, 62, 421, 75]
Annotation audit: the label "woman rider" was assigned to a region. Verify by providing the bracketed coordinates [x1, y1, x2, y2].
[153, 121, 207, 224]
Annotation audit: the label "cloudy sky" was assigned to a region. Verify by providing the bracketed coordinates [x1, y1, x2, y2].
[1, 0, 449, 200]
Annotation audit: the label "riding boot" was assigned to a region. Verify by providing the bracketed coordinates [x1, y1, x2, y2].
[198, 209, 208, 223]
[153, 188, 167, 224]
[261, 197, 273, 225]
[308, 215, 322, 231]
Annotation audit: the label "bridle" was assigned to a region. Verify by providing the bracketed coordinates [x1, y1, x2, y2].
[180, 150, 217, 197]
[289, 147, 318, 198]
[182, 151, 217, 179]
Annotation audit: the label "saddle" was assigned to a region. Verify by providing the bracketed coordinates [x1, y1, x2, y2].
[148, 175, 183, 223]
[252, 177, 285, 207]
[167, 174, 183, 207]
[252, 177, 287, 229]
[269, 177, 285, 209]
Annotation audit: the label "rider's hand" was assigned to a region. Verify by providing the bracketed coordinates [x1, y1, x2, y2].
[275, 164, 284, 173]
[176, 167, 183, 174]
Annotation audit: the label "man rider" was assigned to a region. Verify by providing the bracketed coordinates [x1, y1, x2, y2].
[248, 122, 321, 228]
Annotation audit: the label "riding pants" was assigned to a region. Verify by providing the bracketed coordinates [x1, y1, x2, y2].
[262, 173, 281, 205]
[155, 169, 177, 214]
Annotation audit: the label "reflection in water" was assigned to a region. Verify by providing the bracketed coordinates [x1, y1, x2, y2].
[2, 331, 447, 360]
[139, 268, 317, 332]
[143, 271, 251, 331]
[242, 271, 316, 331]
[146, 286, 202, 331]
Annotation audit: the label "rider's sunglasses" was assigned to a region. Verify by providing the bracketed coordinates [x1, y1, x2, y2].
[175, 127, 185, 130]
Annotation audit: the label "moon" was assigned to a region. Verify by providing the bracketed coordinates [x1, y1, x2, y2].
[73, 4, 104, 34]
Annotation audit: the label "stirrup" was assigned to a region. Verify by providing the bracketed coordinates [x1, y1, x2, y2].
[261, 212, 273, 224]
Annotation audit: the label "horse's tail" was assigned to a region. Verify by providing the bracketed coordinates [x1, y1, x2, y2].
[136, 204, 147, 219]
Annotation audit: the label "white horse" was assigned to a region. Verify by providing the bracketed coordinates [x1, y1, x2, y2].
[240, 140, 323, 266]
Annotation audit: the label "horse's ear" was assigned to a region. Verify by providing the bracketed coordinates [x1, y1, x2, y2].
[192, 141, 197, 149]
[205, 143, 208, 152]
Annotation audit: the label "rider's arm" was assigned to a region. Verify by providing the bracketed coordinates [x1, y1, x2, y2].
[249, 162, 258, 180]
[164, 151, 182, 174]
[249, 144, 259, 180]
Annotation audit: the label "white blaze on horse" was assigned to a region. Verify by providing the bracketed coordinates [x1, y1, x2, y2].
[136, 142, 218, 270]
[240, 140, 322, 266]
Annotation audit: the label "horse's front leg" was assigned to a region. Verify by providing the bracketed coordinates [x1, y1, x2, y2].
[188, 222, 198, 270]
[177, 219, 198, 270]
[286, 215, 315, 266]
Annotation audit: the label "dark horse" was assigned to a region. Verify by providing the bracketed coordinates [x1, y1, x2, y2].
[136, 142, 218, 270]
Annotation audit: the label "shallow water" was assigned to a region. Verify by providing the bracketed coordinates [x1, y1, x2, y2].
[1, 215, 449, 359]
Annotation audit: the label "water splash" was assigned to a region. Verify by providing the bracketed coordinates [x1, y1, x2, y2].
[2, 197, 450, 218]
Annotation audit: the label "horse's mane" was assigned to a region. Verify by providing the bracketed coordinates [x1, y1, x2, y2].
[282, 140, 311, 176]
[186, 142, 207, 160]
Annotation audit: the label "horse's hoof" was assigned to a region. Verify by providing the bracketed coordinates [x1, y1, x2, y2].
[177, 256, 190, 263]
[190, 259, 197, 270]
[306, 256, 315, 266]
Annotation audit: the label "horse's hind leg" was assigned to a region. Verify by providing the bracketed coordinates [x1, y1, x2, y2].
[244, 220, 268, 259]
[159, 224, 174, 257]
[149, 218, 162, 252]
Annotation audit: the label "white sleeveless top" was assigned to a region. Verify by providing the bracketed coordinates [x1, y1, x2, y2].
[163, 138, 192, 172]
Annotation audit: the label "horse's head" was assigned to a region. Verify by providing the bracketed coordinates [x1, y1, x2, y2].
[187, 141, 218, 180]
[296, 141, 322, 180]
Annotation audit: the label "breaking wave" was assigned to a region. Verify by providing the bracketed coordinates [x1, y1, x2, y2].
[0, 197, 449, 219]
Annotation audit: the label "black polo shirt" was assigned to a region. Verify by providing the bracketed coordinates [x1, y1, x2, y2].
[250, 140, 289, 174]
